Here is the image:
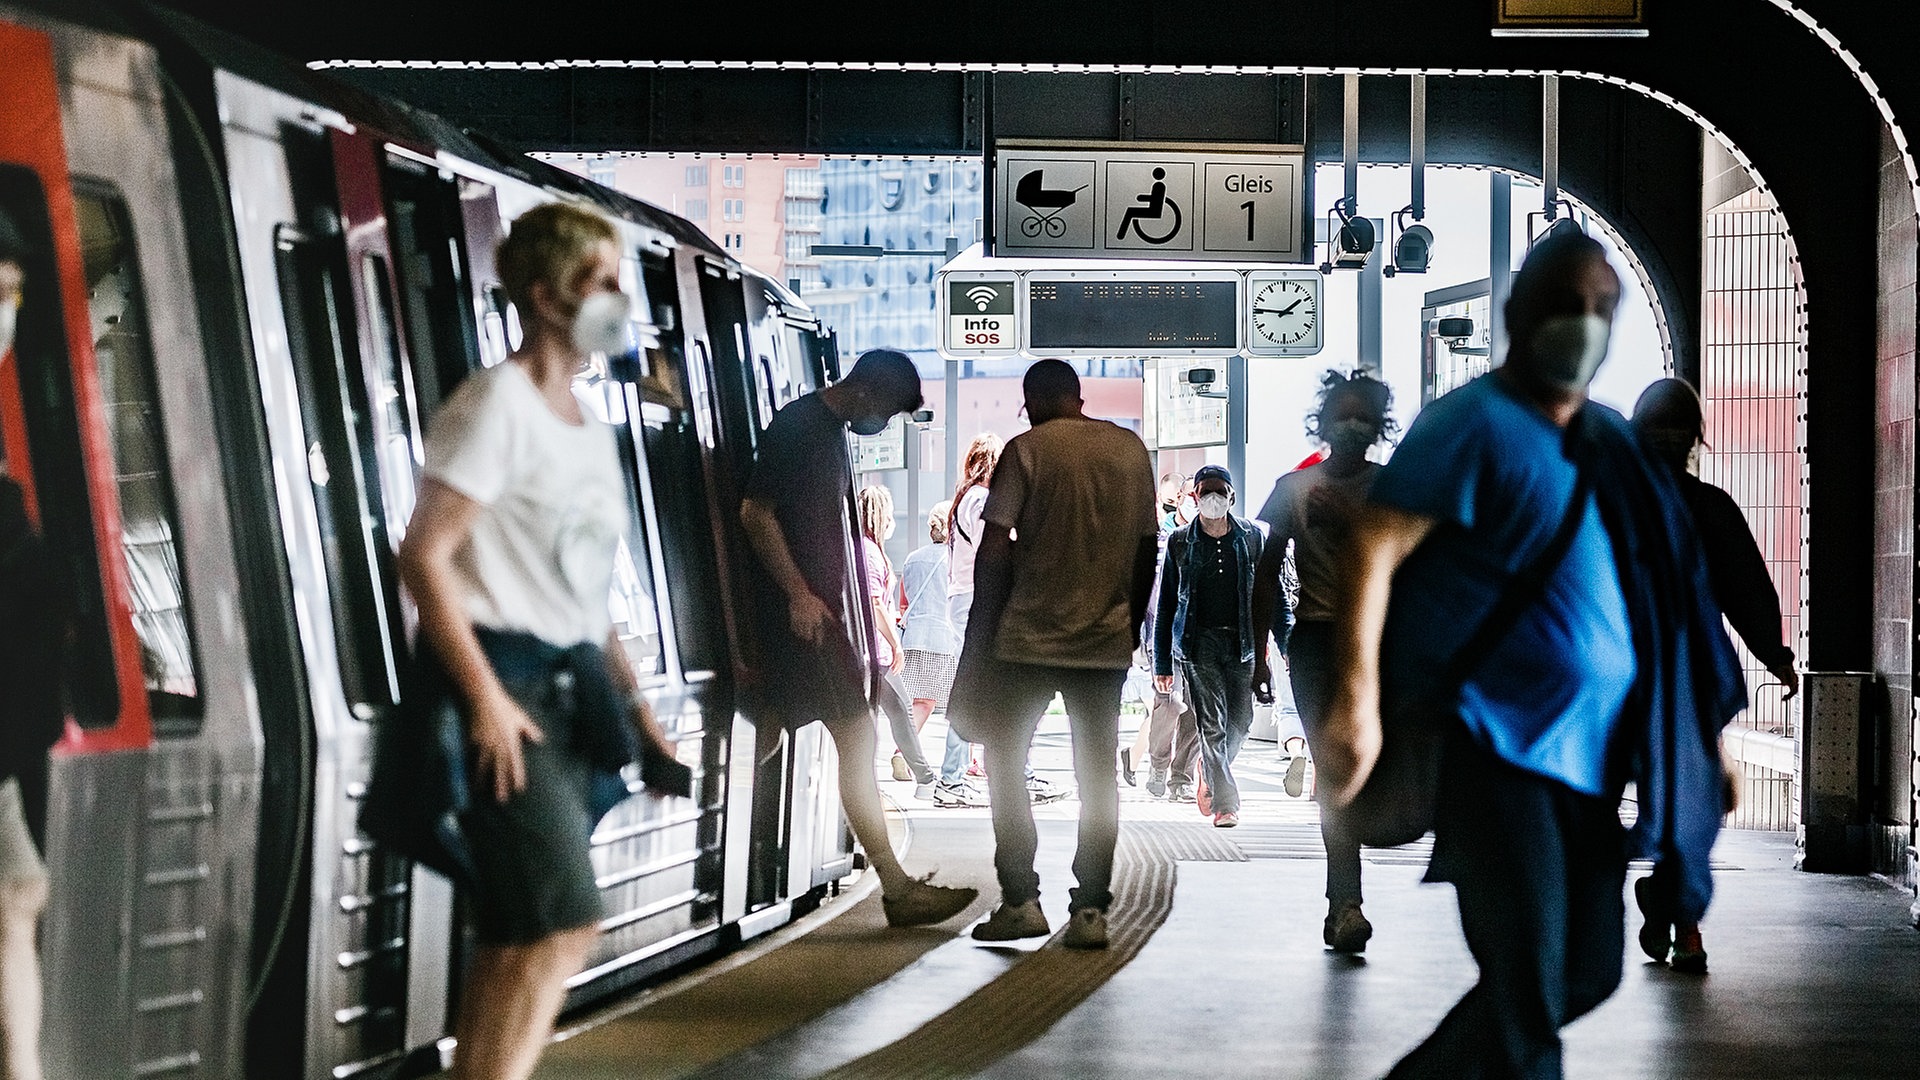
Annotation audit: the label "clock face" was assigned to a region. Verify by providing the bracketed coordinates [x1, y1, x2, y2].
[1251, 278, 1318, 348]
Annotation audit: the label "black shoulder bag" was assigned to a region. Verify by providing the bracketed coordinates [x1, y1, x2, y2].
[1343, 464, 1593, 848]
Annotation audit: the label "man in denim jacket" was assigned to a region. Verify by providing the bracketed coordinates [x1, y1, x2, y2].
[1153, 465, 1264, 827]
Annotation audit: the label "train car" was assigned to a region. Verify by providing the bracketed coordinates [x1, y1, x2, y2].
[0, 3, 865, 1076]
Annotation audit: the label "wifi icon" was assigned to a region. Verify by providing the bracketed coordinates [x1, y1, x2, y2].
[965, 286, 999, 312]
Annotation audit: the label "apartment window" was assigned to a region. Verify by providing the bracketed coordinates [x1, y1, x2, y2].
[723, 165, 744, 188]
[684, 164, 708, 187]
[684, 198, 708, 221]
[721, 198, 745, 222]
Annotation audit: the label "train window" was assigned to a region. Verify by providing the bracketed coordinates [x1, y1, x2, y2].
[74, 188, 204, 726]
[636, 256, 726, 674]
[358, 254, 424, 548]
[273, 224, 404, 710]
[579, 379, 666, 678]
[0, 167, 119, 729]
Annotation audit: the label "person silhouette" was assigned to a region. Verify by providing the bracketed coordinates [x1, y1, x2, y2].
[1116, 168, 1179, 242]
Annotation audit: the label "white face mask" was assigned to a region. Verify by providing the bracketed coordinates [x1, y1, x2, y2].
[1528, 314, 1611, 392]
[1197, 492, 1232, 520]
[572, 290, 631, 356]
[0, 296, 17, 358]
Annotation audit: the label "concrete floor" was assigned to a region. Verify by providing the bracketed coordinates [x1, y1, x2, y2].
[536, 716, 1920, 1079]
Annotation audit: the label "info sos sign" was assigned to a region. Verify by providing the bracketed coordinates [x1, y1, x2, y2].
[942, 276, 1019, 356]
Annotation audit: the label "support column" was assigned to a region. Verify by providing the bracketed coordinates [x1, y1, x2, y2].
[1358, 220, 1384, 377]
[1227, 353, 1249, 515]
[1490, 173, 1513, 362]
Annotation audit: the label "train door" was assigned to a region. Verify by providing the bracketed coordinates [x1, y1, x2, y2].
[1, 17, 263, 1078]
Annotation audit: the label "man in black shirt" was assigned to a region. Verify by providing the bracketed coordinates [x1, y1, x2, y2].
[740, 348, 977, 927]
[1153, 465, 1265, 827]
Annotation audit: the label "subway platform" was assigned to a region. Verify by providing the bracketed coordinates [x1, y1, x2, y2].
[528, 717, 1919, 1080]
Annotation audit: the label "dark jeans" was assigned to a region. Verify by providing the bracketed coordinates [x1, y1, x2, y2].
[1388, 729, 1627, 1080]
[879, 671, 935, 785]
[1178, 627, 1254, 814]
[1283, 620, 1364, 907]
[1148, 671, 1200, 784]
[980, 663, 1128, 912]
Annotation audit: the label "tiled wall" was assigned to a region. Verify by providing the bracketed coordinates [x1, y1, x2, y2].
[1873, 124, 1919, 887]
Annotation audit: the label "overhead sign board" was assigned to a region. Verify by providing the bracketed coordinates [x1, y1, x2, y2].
[993, 142, 1309, 264]
[1025, 270, 1242, 358]
[940, 274, 1019, 355]
[1496, 0, 1644, 28]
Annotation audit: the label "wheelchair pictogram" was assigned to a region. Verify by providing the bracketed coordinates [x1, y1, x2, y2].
[1014, 169, 1086, 238]
[1114, 167, 1183, 244]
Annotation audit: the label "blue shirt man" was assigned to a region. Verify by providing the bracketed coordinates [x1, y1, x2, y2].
[1323, 226, 1741, 1080]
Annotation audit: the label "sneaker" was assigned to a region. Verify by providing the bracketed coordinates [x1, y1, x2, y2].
[1196, 772, 1212, 816]
[1283, 754, 1308, 798]
[1028, 775, 1071, 804]
[1633, 876, 1672, 964]
[913, 780, 937, 801]
[971, 898, 1050, 942]
[932, 779, 990, 808]
[1062, 907, 1110, 950]
[1145, 765, 1169, 799]
[1166, 781, 1195, 804]
[890, 752, 913, 782]
[1324, 903, 1373, 953]
[1670, 926, 1708, 974]
[1213, 810, 1239, 828]
[883, 877, 979, 928]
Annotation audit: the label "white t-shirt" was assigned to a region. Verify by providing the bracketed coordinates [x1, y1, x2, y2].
[947, 484, 989, 595]
[423, 362, 628, 646]
[982, 417, 1157, 669]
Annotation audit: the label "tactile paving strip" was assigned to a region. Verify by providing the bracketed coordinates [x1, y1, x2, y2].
[813, 821, 1244, 1080]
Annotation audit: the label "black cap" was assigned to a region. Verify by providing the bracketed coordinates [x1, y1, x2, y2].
[1192, 464, 1233, 488]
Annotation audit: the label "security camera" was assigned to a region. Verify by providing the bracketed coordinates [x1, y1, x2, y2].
[1385, 212, 1433, 277]
[1320, 199, 1375, 273]
[910, 409, 934, 424]
[1432, 315, 1488, 356]
[1187, 367, 1217, 387]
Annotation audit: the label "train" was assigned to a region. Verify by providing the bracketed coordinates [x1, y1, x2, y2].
[0, 3, 875, 1076]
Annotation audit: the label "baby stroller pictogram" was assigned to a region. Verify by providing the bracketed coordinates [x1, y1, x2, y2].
[1015, 169, 1086, 238]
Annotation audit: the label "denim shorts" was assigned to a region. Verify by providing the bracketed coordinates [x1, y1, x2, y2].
[459, 668, 603, 945]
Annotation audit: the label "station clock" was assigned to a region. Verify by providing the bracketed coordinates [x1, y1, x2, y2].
[1245, 270, 1323, 356]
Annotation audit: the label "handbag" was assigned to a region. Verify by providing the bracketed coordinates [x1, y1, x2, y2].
[1344, 465, 1593, 848]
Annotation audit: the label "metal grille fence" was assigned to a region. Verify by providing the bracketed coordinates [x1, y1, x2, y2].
[1697, 186, 1807, 743]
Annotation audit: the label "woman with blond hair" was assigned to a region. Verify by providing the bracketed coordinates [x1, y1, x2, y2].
[897, 500, 958, 771]
[397, 201, 682, 1080]
[858, 484, 937, 797]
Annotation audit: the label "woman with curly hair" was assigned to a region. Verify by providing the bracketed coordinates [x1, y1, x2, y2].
[1250, 369, 1398, 954]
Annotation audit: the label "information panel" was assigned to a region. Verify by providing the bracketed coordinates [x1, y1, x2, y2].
[1025, 272, 1241, 357]
[852, 415, 907, 472]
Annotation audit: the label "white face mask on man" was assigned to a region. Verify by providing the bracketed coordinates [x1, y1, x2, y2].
[1196, 492, 1232, 520]
[1528, 313, 1612, 392]
[572, 290, 631, 356]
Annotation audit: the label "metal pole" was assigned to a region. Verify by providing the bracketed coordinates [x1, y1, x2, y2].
[1343, 73, 1361, 213]
[1542, 75, 1560, 220]
[1490, 173, 1513, 361]
[1410, 74, 1427, 220]
[1227, 354, 1249, 515]
[942, 233, 962, 500]
[904, 422, 919, 556]
[1359, 220, 1385, 375]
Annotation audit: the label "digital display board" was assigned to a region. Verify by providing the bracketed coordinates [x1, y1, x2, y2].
[1026, 277, 1239, 355]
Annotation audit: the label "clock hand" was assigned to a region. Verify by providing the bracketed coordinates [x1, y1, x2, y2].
[1278, 297, 1307, 316]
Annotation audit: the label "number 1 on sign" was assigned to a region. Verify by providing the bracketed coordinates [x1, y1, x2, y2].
[1241, 201, 1254, 242]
